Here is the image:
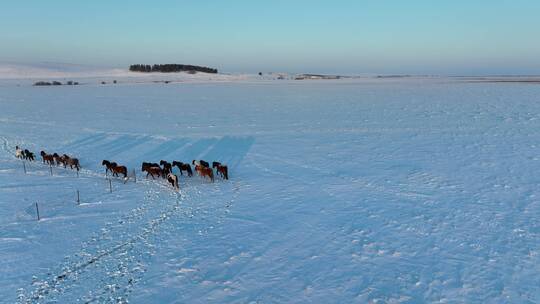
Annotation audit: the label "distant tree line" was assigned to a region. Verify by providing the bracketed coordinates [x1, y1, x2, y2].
[34, 80, 79, 86]
[129, 64, 218, 74]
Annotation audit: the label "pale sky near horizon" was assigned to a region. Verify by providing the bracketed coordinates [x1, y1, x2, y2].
[1, 1, 539, 75]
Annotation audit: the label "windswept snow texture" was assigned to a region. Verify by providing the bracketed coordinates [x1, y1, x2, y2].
[0, 79, 539, 303]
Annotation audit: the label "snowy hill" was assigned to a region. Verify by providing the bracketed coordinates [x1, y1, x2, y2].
[0, 62, 253, 85]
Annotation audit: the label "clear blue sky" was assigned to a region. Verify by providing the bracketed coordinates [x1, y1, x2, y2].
[1, 0, 539, 75]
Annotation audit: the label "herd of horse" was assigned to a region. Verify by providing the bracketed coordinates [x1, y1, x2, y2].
[40, 150, 81, 171]
[108, 159, 229, 189]
[15, 146, 35, 161]
[15, 146, 229, 190]
[17, 146, 81, 171]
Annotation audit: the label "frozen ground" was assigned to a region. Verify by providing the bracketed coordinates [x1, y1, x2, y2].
[0, 77, 539, 303]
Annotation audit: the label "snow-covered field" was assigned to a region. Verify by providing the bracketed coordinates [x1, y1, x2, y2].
[1, 77, 539, 303]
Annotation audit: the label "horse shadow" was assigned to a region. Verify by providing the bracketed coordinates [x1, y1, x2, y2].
[199, 136, 255, 170]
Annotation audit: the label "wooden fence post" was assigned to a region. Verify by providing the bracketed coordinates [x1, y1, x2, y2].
[77, 190, 80, 204]
[109, 178, 112, 193]
[35, 202, 40, 221]
[22, 161, 27, 174]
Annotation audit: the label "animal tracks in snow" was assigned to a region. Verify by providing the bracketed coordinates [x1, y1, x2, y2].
[0, 134, 249, 303]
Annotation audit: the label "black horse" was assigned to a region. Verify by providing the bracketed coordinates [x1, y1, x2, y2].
[23, 149, 35, 161]
[160, 160, 173, 177]
[172, 161, 193, 177]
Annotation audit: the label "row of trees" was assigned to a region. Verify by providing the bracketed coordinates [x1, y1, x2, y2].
[129, 64, 218, 74]
[34, 80, 79, 86]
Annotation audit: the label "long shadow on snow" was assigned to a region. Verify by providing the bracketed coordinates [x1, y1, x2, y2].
[90, 134, 126, 151]
[60, 133, 109, 150]
[101, 135, 151, 159]
[60, 135, 254, 175]
[174, 138, 219, 161]
[201, 136, 255, 169]
[138, 138, 190, 163]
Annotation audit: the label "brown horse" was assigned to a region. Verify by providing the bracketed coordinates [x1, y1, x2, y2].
[172, 161, 193, 177]
[63, 154, 80, 171]
[212, 162, 229, 180]
[110, 163, 127, 178]
[52, 153, 65, 166]
[142, 162, 162, 179]
[40, 151, 54, 165]
[102, 160, 118, 175]
[196, 165, 214, 182]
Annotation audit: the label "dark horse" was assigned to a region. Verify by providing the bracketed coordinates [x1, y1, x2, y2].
[160, 160, 173, 177]
[23, 149, 35, 161]
[212, 162, 229, 180]
[143, 162, 160, 168]
[52, 153, 65, 166]
[63, 154, 80, 171]
[172, 161, 193, 177]
[142, 162, 162, 179]
[193, 159, 210, 168]
[40, 151, 54, 165]
[111, 163, 127, 178]
[102, 160, 118, 175]
[102, 160, 126, 178]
